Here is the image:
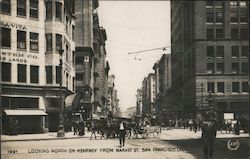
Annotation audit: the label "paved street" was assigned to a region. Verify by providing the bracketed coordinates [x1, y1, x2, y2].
[1, 129, 249, 159]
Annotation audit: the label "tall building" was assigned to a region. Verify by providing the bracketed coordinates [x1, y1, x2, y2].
[153, 54, 171, 121]
[74, 0, 110, 119]
[136, 88, 143, 116]
[141, 73, 156, 119]
[170, 1, 249, 121]
[1, 0, 76, 133]
[107, 74, 119, 116]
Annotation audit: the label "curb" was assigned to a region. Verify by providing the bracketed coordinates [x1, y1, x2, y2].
[1, 135, 92, 142]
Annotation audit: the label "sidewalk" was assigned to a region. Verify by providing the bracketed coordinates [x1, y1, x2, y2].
[1, 129, 249, 142]
[159, 128, 249, 141]
[1, 131, 95, 142]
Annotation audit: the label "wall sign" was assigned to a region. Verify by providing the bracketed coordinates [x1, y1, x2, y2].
[0, 50, 38, 64]
[0, 21, 27, 30]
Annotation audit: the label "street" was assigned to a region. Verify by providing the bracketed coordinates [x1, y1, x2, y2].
[2, 129, 249, 159]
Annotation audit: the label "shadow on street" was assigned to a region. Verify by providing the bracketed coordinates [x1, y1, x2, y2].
[162, 137, 249, 159]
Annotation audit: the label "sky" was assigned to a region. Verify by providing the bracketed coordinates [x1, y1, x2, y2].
[98, 1, 171, 111]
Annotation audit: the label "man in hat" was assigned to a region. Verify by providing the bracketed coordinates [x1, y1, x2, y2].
[118, 120, 126, 147]
[202, 111, 217, 159]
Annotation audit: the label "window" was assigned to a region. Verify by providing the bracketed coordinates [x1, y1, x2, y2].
[240, 9, 248, 22]
[206, 11, 214, 23]
[66, 44, 69, 62]
[206, 1, 213, 7]
[207, 29, 214, 39]
[1, 62, 11, 82]
[207, 82, 215, 93]
[72, 77, 75, 91]
[45, 1, 52, 20]
[17, 30, 26, 49]
[216, 46, 224, 58]
[56, 66, 61, 84]
[72, 51, 75, 65]
[56, 34, 62, 52]
[241, 46, 248, 58]
[216, 29, 224, 39]
[217, 82, 224, 93]
[239, 1, 247, 7]
[30, 65, 39, 83]
[30, 32, 39, 51]
[30, 0, 38, 19]
[17, 0, 26, 16]
[1, 27, 11, 48]
[232, 46, 239, 58]
[230, 1, 238, 6]
[232, 62, 239, 74]
[240, 28, 248, 39]
[231, 28, 239, 39]
[207, 63, 214, 74]
[207, 46, 214, 58]
[242, 82, 248, 93]
[241, 62, 248, 74]
[215, 11, 223, 23]
[56, 2, 62, 21]
[18, 64, 26, 82]
[66, 73, 68, 88]
[46, 33, 52, 51]
[1, 0, 11, 14]
[46, 66, 52, 84]
[214, 1, 223, 7]
[230, 9, 238, 23]
[72, 26, 75, 40]
[232, 82, 239, 93]
[76, 73, 83, 84]
[216, 63, 224, 74]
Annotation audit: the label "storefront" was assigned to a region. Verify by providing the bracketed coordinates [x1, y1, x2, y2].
[2, 109, 47, 134]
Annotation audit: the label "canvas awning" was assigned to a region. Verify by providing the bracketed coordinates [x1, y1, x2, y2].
[65, 93, 77, 107]
[96, 106, 101, 113]
[4, 109, 47, 116]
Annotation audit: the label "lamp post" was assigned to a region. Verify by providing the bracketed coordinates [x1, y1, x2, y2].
[57, 49, 65, 137]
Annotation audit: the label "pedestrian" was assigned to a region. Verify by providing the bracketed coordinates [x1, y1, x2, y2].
[202, 116, 217, 159]
[234, 120, 240, 135]
[79, 119, 85, 136]
[90, 121, 97, 139]
[118, 120, 126, 147]
[73, 119, 79, 135]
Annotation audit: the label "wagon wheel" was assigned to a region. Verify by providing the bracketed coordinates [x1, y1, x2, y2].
[126, 130, 132, 139]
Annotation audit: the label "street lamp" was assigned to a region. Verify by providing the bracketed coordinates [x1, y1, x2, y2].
[57, 49, 65, 137]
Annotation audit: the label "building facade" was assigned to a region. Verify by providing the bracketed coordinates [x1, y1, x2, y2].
[136, 88, 143, 116]
[153, 54, 171, 121]
[170, 1, 249, 121]
[1, 0, 76, 133]
[107, 75, 119, 116]
[74, 0, 110, 119]
[141, 73, 156, 119]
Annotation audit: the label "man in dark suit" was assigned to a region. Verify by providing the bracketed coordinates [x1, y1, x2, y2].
[202, 112, 217, 159]
[118, 120, 126, 147]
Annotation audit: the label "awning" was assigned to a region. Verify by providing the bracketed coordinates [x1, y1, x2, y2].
[96, 106, 101, 113]
[4, 109, 47, 116]
[65, 93, 77, 107]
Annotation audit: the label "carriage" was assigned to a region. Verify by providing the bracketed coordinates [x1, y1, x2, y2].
[126, 124, 161, 139]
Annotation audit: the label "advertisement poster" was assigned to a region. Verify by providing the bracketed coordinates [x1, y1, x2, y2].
[1, 0, 249, 159]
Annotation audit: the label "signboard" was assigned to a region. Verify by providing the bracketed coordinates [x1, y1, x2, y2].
[224, 113, 234, 120]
